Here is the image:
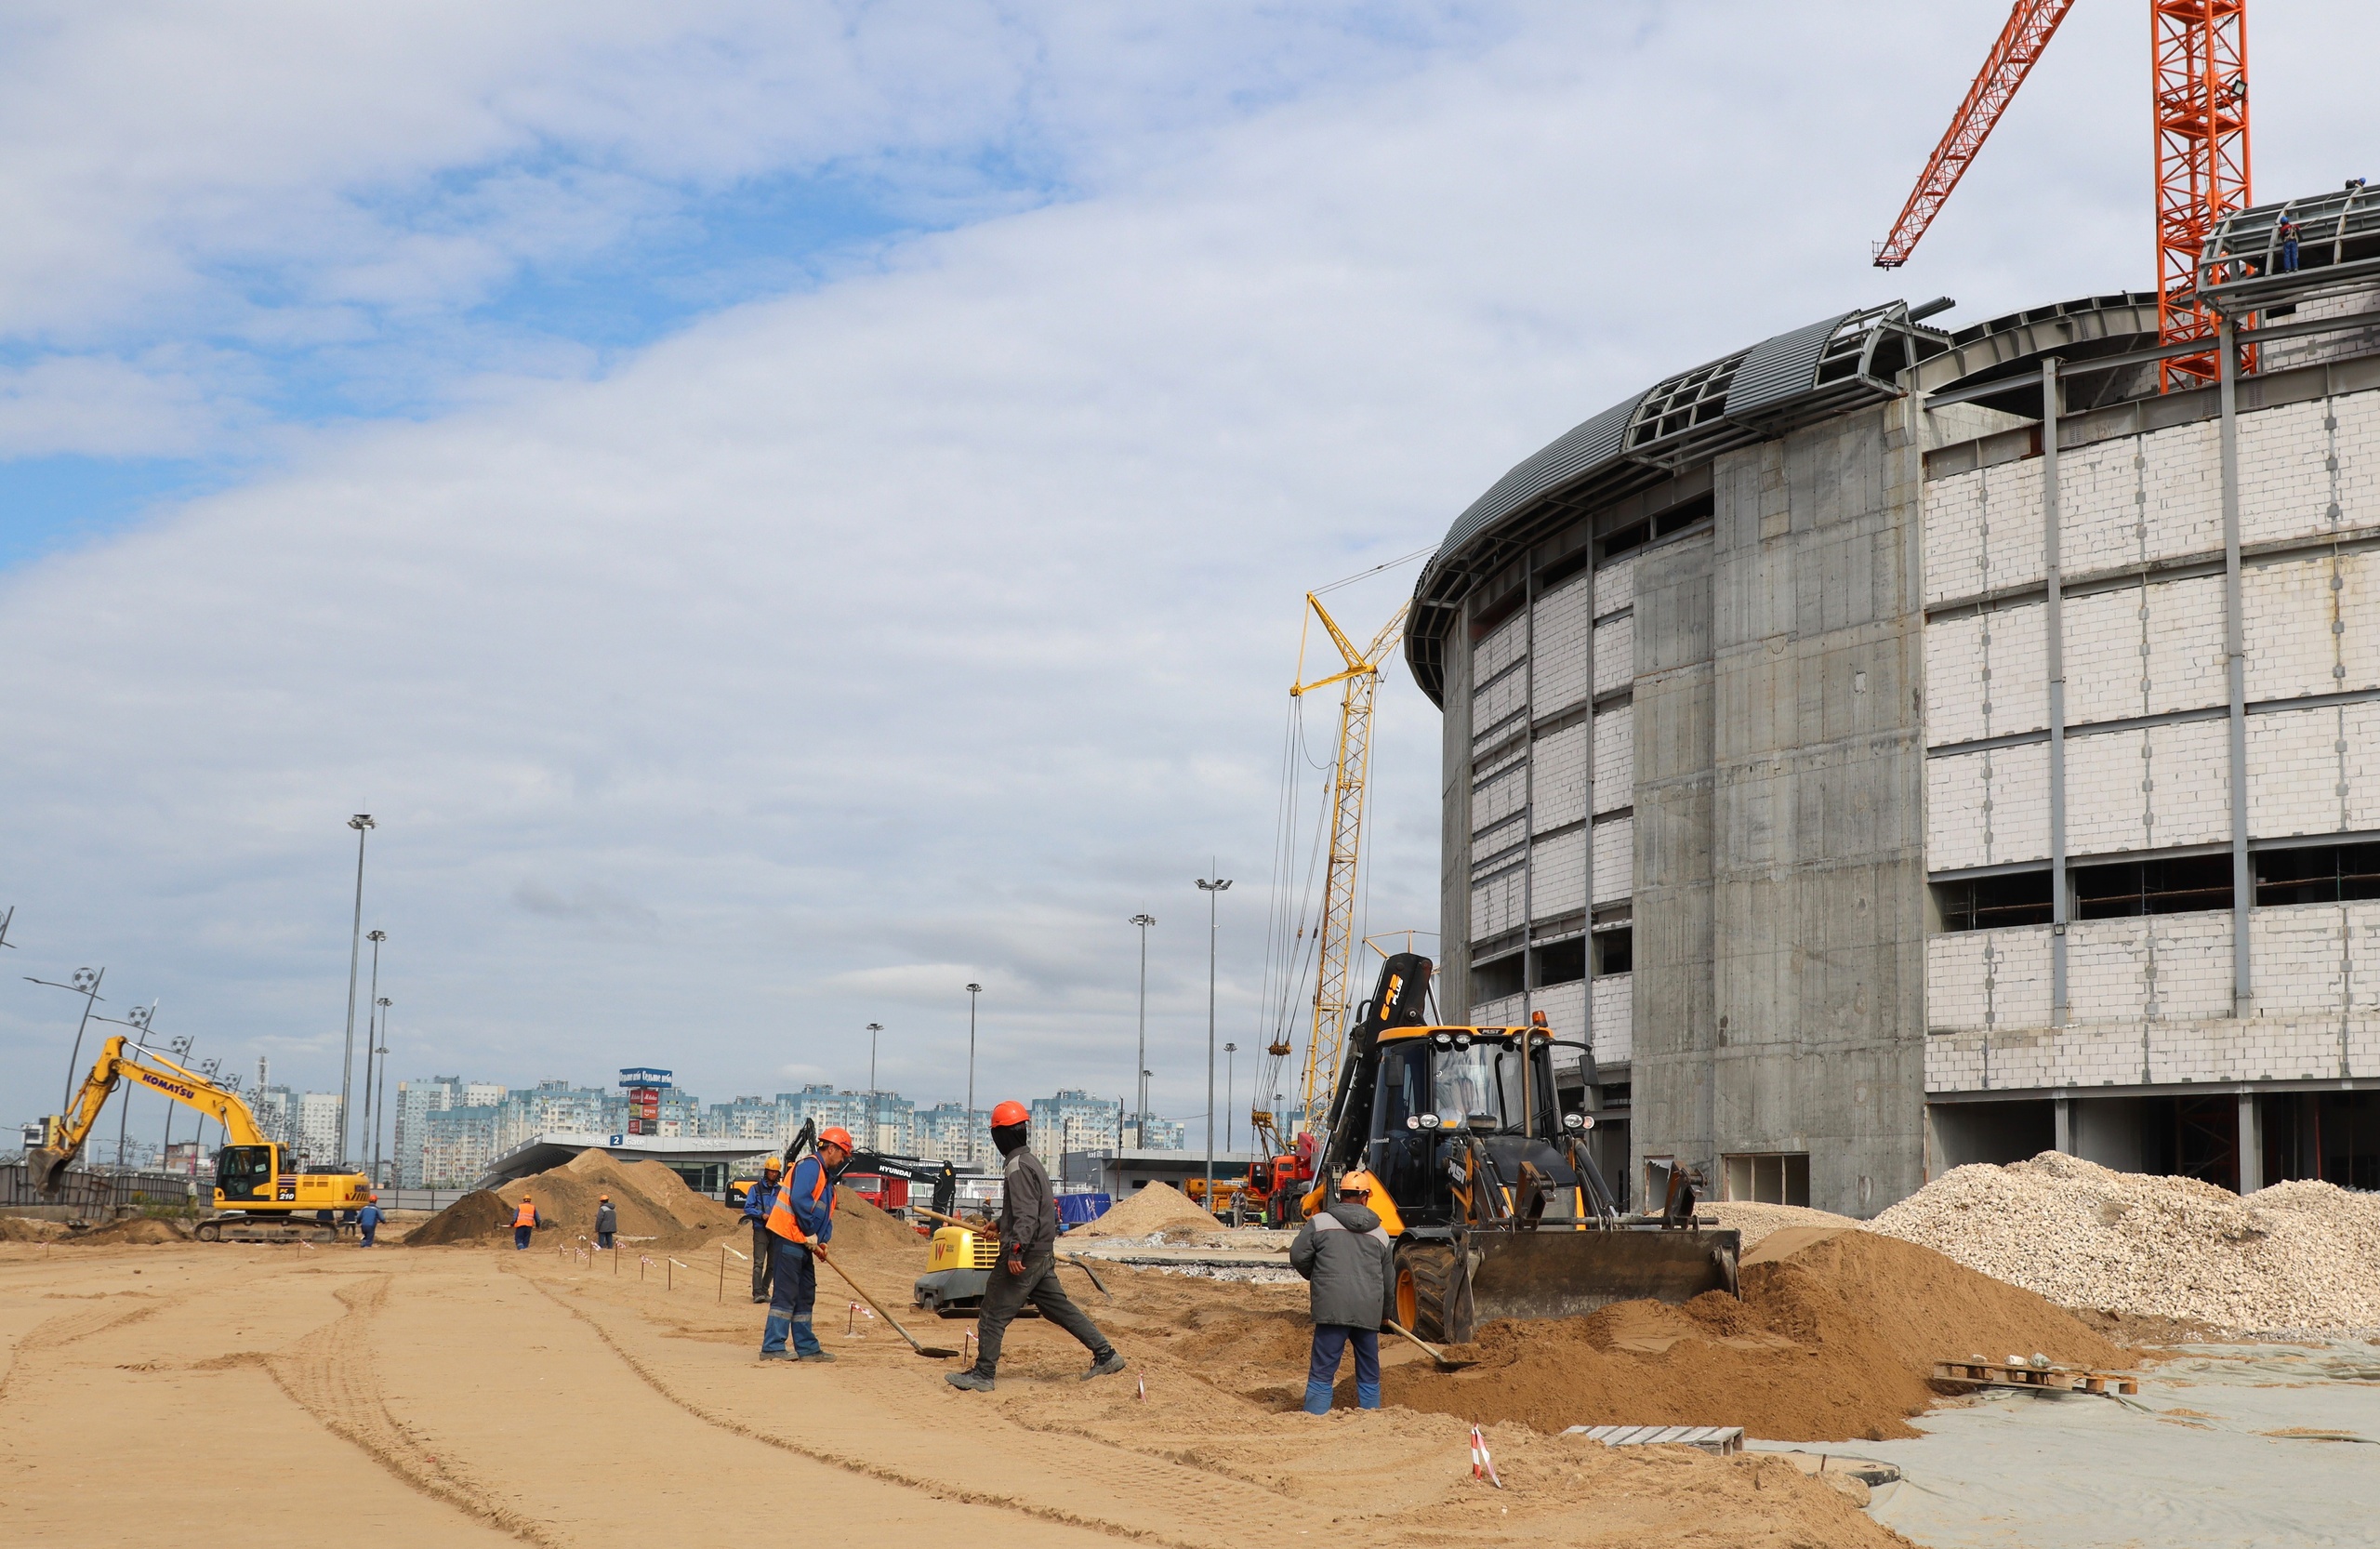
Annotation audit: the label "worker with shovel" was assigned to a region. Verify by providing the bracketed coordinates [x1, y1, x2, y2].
[760, 1126, 853, 1363]
[1289, 1170, 1395, 1413]
[946, 1100, 1126, 1393]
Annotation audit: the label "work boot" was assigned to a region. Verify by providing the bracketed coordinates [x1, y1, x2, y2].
[946, 1370, 996, 1393]
[1081, 1349, 1128, 1381]
[798, 1349, 839, 1362]
[759, 1350, 799, 1361]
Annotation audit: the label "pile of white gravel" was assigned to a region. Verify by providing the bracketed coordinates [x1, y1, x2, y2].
[1869, 1151, 2380, 1333]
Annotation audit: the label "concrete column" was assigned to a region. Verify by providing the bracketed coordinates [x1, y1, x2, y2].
[2237, 1092, 2262, 1194]
[2042, 359, 2070, 1026]
[2220, 319, 2254, 1017]
[2053, 1095, 2073, 1157]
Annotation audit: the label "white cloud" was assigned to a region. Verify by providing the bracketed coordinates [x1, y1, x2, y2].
[6, 3, 2380, 1150]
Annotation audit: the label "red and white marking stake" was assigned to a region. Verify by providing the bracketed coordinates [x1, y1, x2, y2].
[1469, 1425, 1502, 1489]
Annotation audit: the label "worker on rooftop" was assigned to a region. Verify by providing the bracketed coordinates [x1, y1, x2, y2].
[512, 1195, 541, 1251]
[760, 1127, 852, 1362]
[594, 1194, 616, 1251]
[742, 1155, 783, 1304]
[1289, 1171, 1394, 1413]
[947, 1101, 1126, 1393]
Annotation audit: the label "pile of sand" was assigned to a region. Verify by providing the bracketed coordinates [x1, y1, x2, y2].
[1071, 1182, 1215, 1238]
[1699, 1200, 1858, 1251]
[1870, 1150, 2380, 1331]
[407, 1149, 743, 1250]
[1381, 1226, 2125, 1442]
[817, 1185, 926, 1266]
[0, 1216, 70, 1242]
[60, 1217, 192, 1246]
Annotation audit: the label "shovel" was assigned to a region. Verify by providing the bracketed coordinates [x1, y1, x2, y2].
[1384, 1318, 1476, 1370]
[811, 1245, 963, 1358]
[1064, 1252, 1116, 1302]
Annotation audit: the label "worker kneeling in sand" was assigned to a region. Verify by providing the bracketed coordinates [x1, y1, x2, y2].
[1289, 1171, 1394, 1413]
[760, 1127, 853, 1362]
[946, 1101, 1126, 1393]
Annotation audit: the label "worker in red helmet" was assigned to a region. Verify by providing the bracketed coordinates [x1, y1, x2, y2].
[947, 1100, 1125, 1393]
[760, 1124, 854, 1362]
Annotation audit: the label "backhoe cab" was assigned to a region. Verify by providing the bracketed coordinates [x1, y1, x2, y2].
[1309, 953, 1739, 1344]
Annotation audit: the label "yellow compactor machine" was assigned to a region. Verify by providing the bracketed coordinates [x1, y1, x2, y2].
[29, 1034, 372, 1240]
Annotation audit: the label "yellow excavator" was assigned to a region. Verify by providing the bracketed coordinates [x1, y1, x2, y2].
[29, 1034, 372, 1241]
[1311, 953, 1740, 1343]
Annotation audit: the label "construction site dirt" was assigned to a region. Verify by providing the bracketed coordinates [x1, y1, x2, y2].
[3, 1168, 2187, 1549]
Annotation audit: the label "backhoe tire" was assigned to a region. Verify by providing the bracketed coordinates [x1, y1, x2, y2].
[1395, 1242, 1470, 1344]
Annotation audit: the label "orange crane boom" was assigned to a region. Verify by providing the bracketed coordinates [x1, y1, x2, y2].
[1871, 2, 2079, 271]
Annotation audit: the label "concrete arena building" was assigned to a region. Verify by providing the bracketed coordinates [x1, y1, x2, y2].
[1404, 185, 2380, 1216]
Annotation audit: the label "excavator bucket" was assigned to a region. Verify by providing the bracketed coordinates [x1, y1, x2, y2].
[1443, 1227, 1741, 1344]
[27, 1145, 73, 1197]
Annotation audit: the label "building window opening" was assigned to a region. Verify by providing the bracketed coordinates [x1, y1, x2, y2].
[2073, 855, 2233, 919]
[1531, 937, 1586, 987]
[1655, 491, 1714, 536]
[1601, 521, 1649, 561]
[1471, 951, 1525, 1002]
[1936, 870, 2054, 931]
[2254, 841, 2380, 907]
[1721, 1152, 1809, 1207]
[1593, 927, 1633, 976]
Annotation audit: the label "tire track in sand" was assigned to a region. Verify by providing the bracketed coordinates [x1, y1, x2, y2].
[523, 1274, 1233, 1548]
[264, 1274, 563, 1548]
[0, 1298, 162, 1403]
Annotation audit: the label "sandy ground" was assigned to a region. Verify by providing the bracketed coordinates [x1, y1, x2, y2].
[0, 1235, 1902, 1549]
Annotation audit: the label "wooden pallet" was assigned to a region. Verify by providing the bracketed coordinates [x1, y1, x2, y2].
[1566, 1423, 1744, 1456]
[1933, 1358, 2137, 1396]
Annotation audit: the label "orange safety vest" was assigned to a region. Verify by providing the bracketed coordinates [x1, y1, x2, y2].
[514, 1200, 537, 1229]
[766, 1161, 834, 1244]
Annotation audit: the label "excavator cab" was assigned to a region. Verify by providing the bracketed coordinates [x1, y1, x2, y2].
[217, 1145, 277, 1202]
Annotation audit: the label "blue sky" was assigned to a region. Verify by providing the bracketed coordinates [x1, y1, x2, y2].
[5, 2, 2378, 1155]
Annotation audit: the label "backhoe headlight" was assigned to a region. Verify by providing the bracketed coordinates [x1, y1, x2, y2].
[1432, 1031, 1452, 1048]
[1420, 1113, 1442, 1131]
[1453, 1033, 1473, 1049]
[1564, 1112, 1588, 1132]
[1405, 1115, 1421, 1131]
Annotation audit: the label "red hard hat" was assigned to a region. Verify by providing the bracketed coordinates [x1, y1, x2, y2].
[819, 1126, 855, 1153]
[991, 1100, 1029, 1128]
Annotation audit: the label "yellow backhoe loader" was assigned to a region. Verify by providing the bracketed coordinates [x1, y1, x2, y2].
[29, 1034, 372, 1241]
[1309, 953, 1740, 1343]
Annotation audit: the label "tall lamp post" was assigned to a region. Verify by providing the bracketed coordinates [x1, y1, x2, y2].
[29, 966, 107, 1110]
[963, 985, 983, 1164]
[1128, 914, 1156, 1147]
[338, 814, 376, 1167]
[1223, 1042, 1236, 1155]
[373, 998, 392, 1186]
[1194, 870, 1231, 1211]
[360, 929, 386, 1177]
[866, 1022, 884, 1152]
[159, 1034, 194, 1166]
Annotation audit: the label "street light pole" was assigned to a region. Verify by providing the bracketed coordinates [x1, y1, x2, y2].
[373, 998, 392, 1186]
[30, 966, 107, 1111]
[1224, 1042, 1236, 1155]
[1194, 870, 1231, 1211]
[159, 1034, 194, 1166]
[98, 1001, 159, 1168]
[361, 929, 386, 1176]
[964, 984, 983, 1164]
[866, 1022, 883, 1152]
[338, 814, 376, 1167]
[1128, 914, 1155, 1147]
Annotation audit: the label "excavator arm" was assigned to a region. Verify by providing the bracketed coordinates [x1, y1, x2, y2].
[29, 1034, 270, 1194]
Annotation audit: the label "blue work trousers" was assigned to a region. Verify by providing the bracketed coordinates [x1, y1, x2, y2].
[1304, 1325, 1382, 1413]
[760, 1238, 822, 1357]
[513, 1225, 532, 1250]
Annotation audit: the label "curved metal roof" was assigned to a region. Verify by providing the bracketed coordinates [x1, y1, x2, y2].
[1405, 301, 1943, 704]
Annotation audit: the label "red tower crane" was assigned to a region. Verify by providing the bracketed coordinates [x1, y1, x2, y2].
[1872, 1, 2253, 391]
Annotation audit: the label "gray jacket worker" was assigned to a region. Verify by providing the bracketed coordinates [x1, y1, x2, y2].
[946, 1099, 1126, 1392]
[1288, 1171, 1395, 1412]
[594, 1196, 617, 1250]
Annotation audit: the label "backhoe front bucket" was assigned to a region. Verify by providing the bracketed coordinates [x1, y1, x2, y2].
[1451, 1227, 1740, 1344]
[27, 1145, 73, 1197]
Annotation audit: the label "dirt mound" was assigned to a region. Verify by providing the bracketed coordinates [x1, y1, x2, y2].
[1870, 1151, 2380, 1331]
[1701, 1200, 1859, 1251]
[0, 1216, 69, 1242]
[819, 1185, 926, 1267]
[60, 1217, 191, 1245]
[1072, 1182, 1215, 1238]
[405, 1189, 513, 1245]
[1382, 1227, 2125, 1441]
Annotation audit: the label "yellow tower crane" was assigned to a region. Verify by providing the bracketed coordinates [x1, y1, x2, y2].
[1248, 591, 1407, 1224]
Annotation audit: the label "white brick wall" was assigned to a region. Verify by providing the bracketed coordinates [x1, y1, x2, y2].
[1475, 610, 1526, 685]
[2061, 719, 2230, 857]
[1472, 663, 1528, 748]
[1531, 722, 1587, 832]
[1530, 576, 1591, 718]
[1926, 926, 2052, 1033]
[1532, 980, 1586, 1043]
[1925, 600, 2047, 747]
[2244, 702, 2369, 838]
[1928, 740, 2050, 870]
[1592, 815, 1633, 906]
[2134, 419, 2226, 567]
[1592, 973, 1633, 1066]
[1593, 553, 1638, 618]
[2253, 904, 2352, 1019]
[2244, 551, 2346, 701]
[1592, 708, 1633, 814]
[2238, 397, 2349, 549]
[1592, 614, 1634, 697]
[2066, 913, 2230, 1025]
[2064, 586, 2146, 727]
[1532, 827, 1586, 919]
[1470, 865, 1525, 945]
[1472, 752, 1527, 835]
[1925, 459, 2046, 607]
[1469, 991, 1522, 1028]
[2145, 574, 2229, 717]
[2059, 435, 2149, 576]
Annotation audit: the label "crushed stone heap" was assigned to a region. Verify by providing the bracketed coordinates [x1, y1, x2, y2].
[1869, 1150, 2380, 1333]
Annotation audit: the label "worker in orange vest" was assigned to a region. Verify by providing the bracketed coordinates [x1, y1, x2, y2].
[511, 1195, 542, 1251]
[760, 1127, 853, 1361]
